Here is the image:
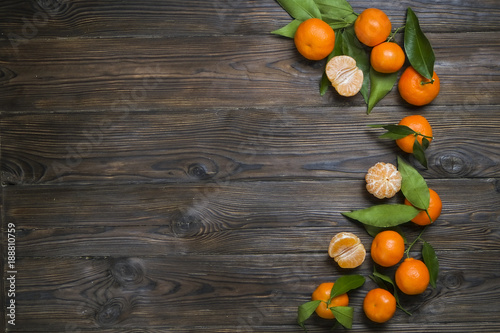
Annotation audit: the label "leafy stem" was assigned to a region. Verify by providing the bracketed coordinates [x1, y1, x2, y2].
[387, 25, 405, 42]
[404, 227, 427, 258]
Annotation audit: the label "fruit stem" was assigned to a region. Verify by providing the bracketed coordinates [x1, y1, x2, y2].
[404, 227, 427, 258]
[424, 209, 433, 224]
[416, 132, 434, 140]
[420, 79, 435, 85]
[387, 25, 405, 42]
[397, 304, 413, 316]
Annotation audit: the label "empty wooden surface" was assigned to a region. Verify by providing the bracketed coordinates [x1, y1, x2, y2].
[1, 0, 499, 332]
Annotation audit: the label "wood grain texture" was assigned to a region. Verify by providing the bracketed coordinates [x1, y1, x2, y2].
[1, 32, 499, 112]
[0, 0, 499, 38]
[6, 180, 499, 259]
[1, 0, 500, 332]
[2, 106, 499, 185]
[9, 252, 500, 331]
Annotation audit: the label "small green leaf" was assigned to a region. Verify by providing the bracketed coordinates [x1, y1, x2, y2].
[343, 204, 421, 228]
[367, 68, 399, 114]
[314, 0, 357, 29]
[397, 156, 430, 210]
[271, 19, 303, 38]
[422, 241, 439, 288]
[370, 269, 412, 315]
[412, 140, 428, 168]
[369, 124, 417, 140]
[338, 26, 370, 102]
[421, 137, 430, 150]
[404, 7, 435, 79]
[276, 0, 322, 21]
[363, 224, 385, 237]
[320, 72, 331, 96]
[297, 300, 321, 329]
[330, 275, 365, 300]
[330, 306, 353, 329]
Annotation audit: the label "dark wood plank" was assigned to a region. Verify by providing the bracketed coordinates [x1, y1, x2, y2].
[0, 32, 499, 112]
[9, 251, 500, 331]
[2, 106, 499, 185]
[5, 179, 499, 257]
[0, 0, 498, 39]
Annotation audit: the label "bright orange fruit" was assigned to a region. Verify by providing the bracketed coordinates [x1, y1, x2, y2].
[363, 288, 396, 323]
[370, 42, 405, 73]
[311, 282, 349, 319]
[371, 230, 405, 267]
[294, 18, 335, 61]
[354, 8, 392, 47]
[395, 115, 433, 154]
[395, 257, 430, 295]
[398, 66, 440, 106]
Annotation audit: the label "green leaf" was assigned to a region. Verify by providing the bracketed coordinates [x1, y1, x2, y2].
[339, 26, 370, 102]
[412, 140, 428, 168]
[276, 0, 322, 21]
[271, 19, 303, 38]
[397, 156, 430, 210]
[342, 204, 421, 227]
[320, 72, 331, 96]
[330, 306, 354, 329]
[297, 300, 321, 329]
[404, 7, 435, 79]
[422, 241, 439, 288]
[370, 269, 412, 315]
[314, 0, 357, 29]
[330, 275, 365, 300]
[367, 68, 399, 114]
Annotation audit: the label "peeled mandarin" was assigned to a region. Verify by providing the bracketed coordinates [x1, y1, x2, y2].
[325, 55, 364, 97]
[328, 232, 366, 268]
[365, 162, 402, 199]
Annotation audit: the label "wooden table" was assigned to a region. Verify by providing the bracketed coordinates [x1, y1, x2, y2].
[1, 1, 499, 332]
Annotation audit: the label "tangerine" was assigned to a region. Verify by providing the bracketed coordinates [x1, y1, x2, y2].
[325, 55, 364, 97]
[370, 42, 405, 73]
[311, 282, 349, 319]
[371, 230, 405, 267]
[365, 162, 402, 199]
[354, 8, 392, 47]
[363, 288, 396, 323]
[395, 257, 430, 295]
[294, 18, 335, 61]
[398, 66, 440, 106]
[405, 188, 442, 225]
[328, 232, 366, 268]
[395, 115, 433, 154]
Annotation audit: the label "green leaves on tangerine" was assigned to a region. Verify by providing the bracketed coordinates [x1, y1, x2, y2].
[397, 156, 430, 210]
[297, 275, 365, 331]
[343, 204, 421, 227]
[422, 241, 439, 288]
[275, 0, 322, 21]
[404, 7, 435, 80]
[367, 68, 399, 114]
[369, 124, 433, 168]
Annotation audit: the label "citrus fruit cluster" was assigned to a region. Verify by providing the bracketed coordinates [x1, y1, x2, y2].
[272, 1, 440, 113]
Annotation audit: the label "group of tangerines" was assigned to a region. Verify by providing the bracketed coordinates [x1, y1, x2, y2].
[294, 8, 440, 105]
[293, 7, 445, 326]
[309, 113, 443, 325]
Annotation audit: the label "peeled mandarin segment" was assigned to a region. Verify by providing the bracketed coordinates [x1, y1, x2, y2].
[365, 162, 402, 199]
[328, 232, 366, 268]
[325, 55, 364, 97]
[335, 243, 366, 268]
